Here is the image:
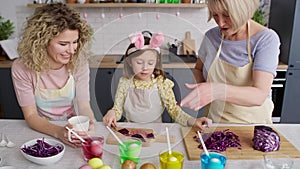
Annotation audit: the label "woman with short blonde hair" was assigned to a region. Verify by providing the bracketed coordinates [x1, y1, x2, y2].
[207, 0, 260, 30]
[180, 0, 280, 124]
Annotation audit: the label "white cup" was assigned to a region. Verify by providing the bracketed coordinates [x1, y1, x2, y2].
[77, 0, 86, 4]
[67, 116, 90, 142]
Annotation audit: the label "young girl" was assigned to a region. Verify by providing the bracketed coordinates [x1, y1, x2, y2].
[103, 31, 211, 130]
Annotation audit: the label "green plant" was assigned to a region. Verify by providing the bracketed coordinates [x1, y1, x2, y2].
[252, 6, 265, 26]
[0, 16, 15, 40]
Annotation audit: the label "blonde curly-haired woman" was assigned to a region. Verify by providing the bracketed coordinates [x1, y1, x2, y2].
[12, 3, 95, 148]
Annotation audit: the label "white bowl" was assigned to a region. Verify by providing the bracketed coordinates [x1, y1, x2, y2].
[20, 138, 65, 165]
[0, 166, 17, 169]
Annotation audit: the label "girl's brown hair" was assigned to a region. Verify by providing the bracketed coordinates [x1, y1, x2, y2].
[123, 31, 166, 79]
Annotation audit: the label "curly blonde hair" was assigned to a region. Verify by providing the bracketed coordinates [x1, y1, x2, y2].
[18, 3, 93, 72]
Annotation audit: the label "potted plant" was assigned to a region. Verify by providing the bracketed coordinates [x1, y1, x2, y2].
[0, 16, 14, 41]
[252, 9, 265, 26]
[0, 16, 15, 58]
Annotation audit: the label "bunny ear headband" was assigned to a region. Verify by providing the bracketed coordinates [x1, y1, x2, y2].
[127, 32, 165, 55]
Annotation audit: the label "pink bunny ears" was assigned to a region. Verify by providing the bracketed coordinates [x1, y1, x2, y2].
[127, 31, 165, 55]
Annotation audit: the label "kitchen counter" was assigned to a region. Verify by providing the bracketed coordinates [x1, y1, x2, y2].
[0, 119, 300, 169]
[0, 119, 299, 168]
[0, 55, 289, 70]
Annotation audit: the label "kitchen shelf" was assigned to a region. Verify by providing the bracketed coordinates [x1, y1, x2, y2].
[27, 3, 207, 8]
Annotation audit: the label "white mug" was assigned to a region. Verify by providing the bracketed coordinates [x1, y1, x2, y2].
[77, 0, 86, 4]
[67, 116, 90, 142]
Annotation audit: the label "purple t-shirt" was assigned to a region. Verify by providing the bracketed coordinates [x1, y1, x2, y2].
[198, 26, 280, 80]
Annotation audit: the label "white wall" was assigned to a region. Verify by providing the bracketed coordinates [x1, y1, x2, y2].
[0, 0, 216, 55]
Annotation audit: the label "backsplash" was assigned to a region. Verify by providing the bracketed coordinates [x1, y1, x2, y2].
[3, 0, 216, 55]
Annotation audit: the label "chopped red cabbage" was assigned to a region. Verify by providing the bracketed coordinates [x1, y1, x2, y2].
[252, 125, 280, 152]
[194, 129, 241, 152]
[117, 128, 155, 141]
[146, 133, 155, 139]
[118, 128, 130, 136]
[131, 134, 146, 142]
[21, 138, 63, 157]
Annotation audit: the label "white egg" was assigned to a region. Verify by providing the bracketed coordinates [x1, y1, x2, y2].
[91, 140, 101, 145]
[168, 156, 177, 161]
[210, 157, 221, 163]
[129, 143, 138, 148]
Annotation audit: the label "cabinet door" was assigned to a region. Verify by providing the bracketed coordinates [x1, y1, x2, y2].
[89, 68, 102, 121]
[172, 68, 195, 98]
[0, 68, 24, 119]
[287, 0, 300, 68]
[280, 70, 300, 123]
[111, 68, 124, 98]
[93, 68, 116, 119]
[172, 68, 204, 117]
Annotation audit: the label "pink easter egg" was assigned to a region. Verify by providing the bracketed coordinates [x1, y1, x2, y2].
[119, 13, 124, 19]
[79, 164, 92, 169]
[83, 13, 88, 19]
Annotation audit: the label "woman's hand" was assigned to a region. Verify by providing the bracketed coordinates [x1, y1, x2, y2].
[88, 119, 95, 131]
[103, 109, 117, 128]
[187, 117, 212, 131]
[63, 124, 91, 148]
[56, 125, 80, 148]
[180, 82, 225, 111]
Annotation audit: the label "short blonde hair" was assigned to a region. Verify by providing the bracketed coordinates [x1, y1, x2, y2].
[207, 0, 260, 30]
[18, 3, 92, 72]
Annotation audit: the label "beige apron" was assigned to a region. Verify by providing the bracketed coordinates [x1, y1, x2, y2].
[124, 77, 164, 123]
[35, 70, 76, 120]
[205, 21, 273, 124]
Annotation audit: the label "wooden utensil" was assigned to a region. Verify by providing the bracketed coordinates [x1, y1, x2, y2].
[106, 127, 176, 147]
[182, 31, 195, 55]
[181, 126, 300, 160]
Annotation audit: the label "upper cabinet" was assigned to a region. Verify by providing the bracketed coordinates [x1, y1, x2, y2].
[27, 3, 207, 8]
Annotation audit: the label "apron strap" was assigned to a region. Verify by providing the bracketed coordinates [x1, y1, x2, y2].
[35, 72, 41, 92]
[247, 20, 252, 63]
[216, 34, 224, 59]
[218, 20, 252, 62]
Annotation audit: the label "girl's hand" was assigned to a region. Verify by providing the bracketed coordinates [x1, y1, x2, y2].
[103, 109, 117, 128]
[188, 117, 212, 131]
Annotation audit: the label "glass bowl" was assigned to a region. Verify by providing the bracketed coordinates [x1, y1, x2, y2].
[263, 152, 293, 169]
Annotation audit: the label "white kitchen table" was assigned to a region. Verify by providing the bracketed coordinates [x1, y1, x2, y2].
[0, 119, 299, 169]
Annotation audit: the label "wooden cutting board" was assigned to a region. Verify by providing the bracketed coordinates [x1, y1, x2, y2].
[106, 127, 176, 147]
[182, 31, 195, 55]
[181, 126, 300, 160]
